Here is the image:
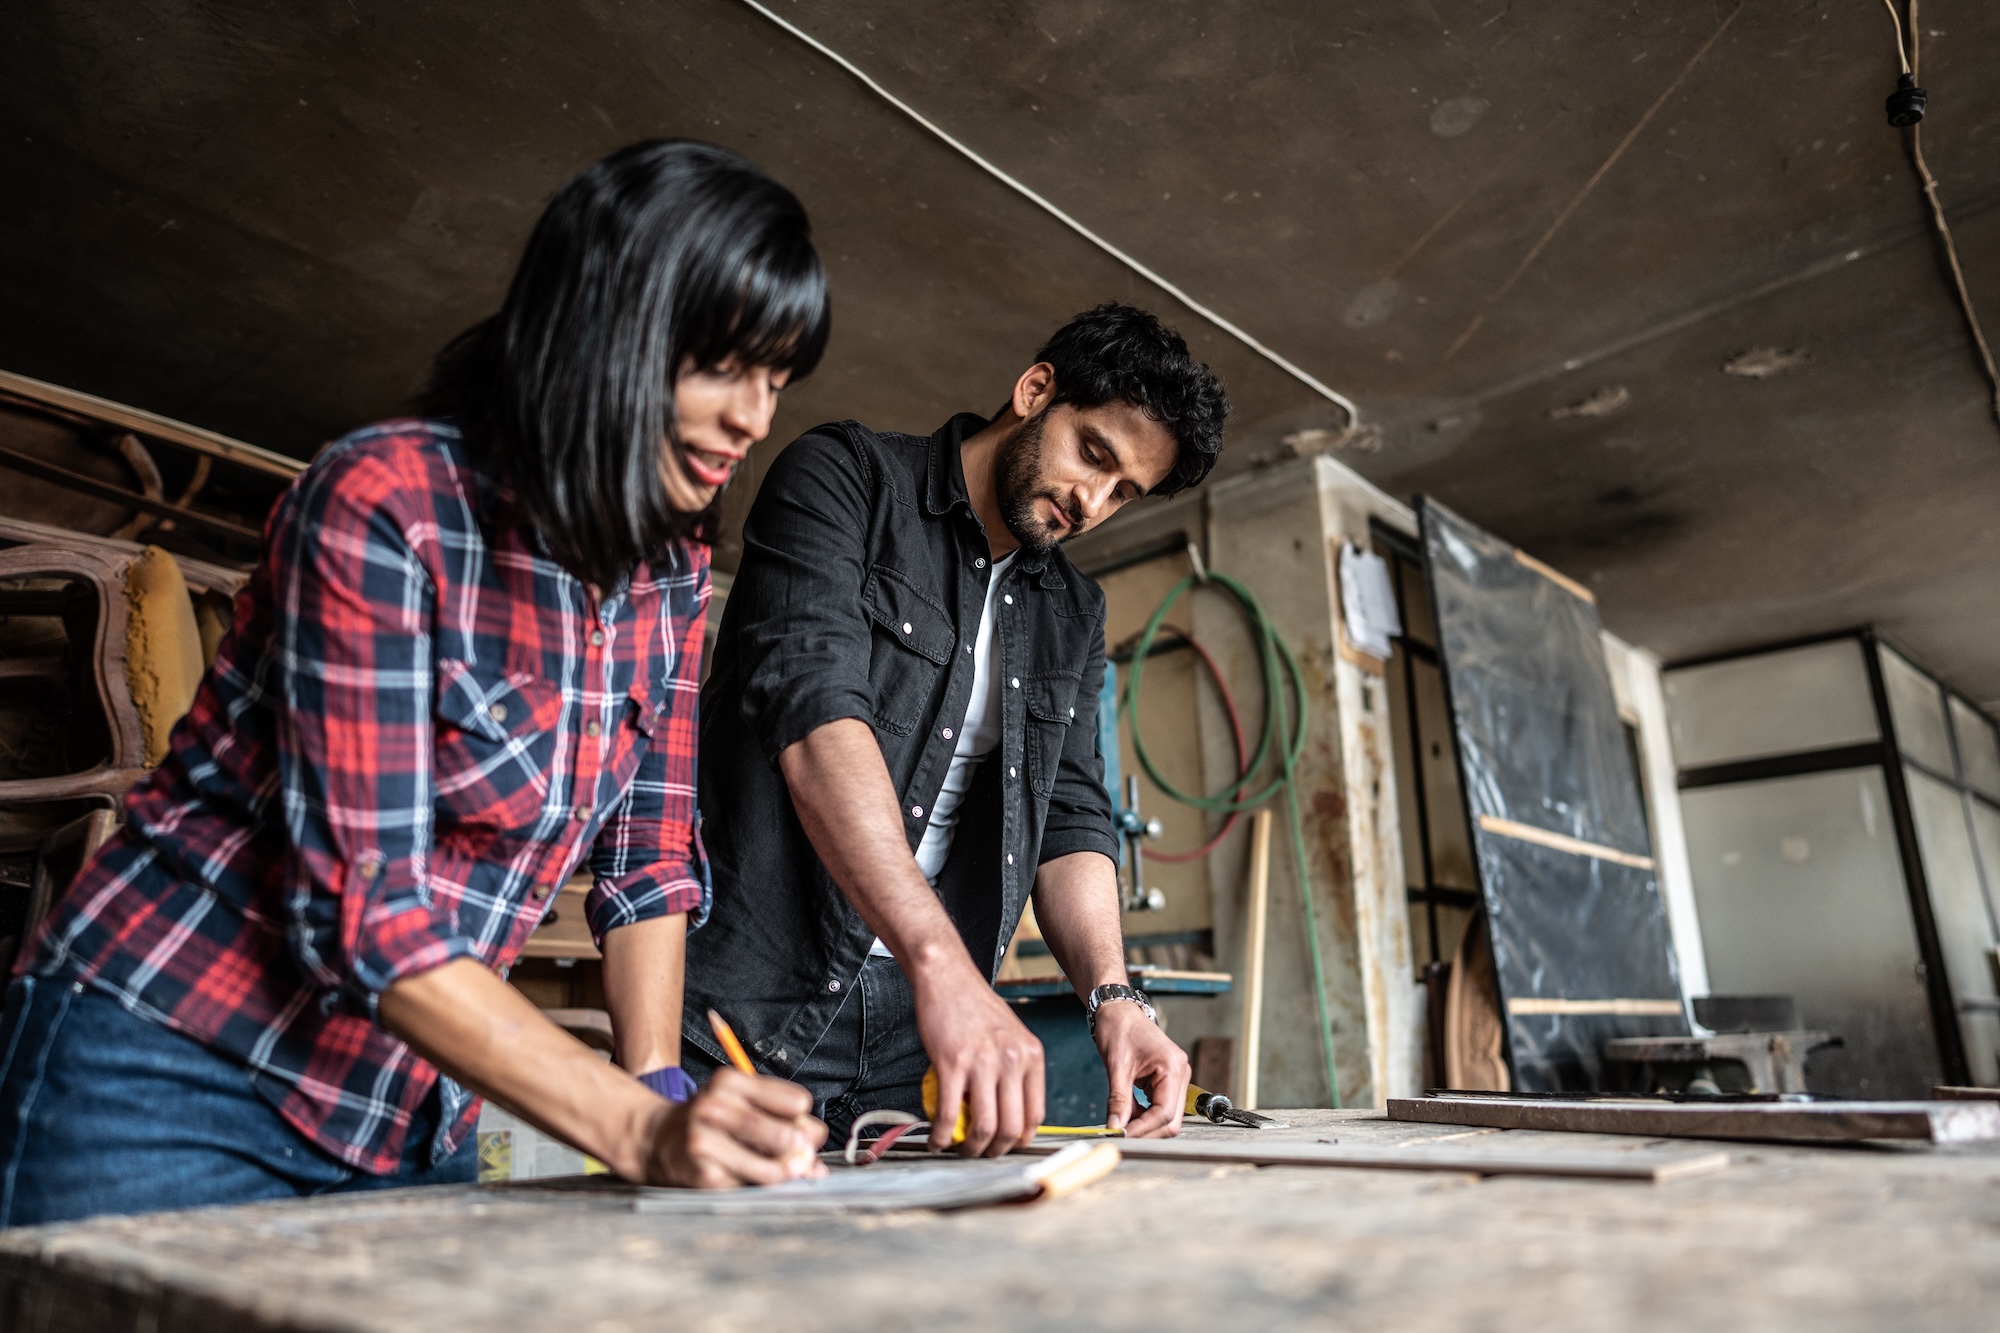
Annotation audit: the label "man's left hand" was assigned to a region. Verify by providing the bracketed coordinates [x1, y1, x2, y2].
[1095, 1001, 1190, 1137]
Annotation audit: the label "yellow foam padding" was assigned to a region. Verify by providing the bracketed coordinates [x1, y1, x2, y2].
[193, 592, 232, 667]
[124, 546, 204, 766]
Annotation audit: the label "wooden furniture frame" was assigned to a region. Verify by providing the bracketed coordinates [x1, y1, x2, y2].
[0, 546, 150, 803]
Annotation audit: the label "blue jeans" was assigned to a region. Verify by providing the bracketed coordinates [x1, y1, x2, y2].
[684, 952, 930, 1143]
[0, 973, 475, 1227]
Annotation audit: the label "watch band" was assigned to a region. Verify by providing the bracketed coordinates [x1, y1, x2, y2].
[1085, 982, 1157, 1034]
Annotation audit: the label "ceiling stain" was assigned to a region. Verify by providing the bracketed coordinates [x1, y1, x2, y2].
[1722, 347, 1811, 379]
[1551, 385, 1631, 419]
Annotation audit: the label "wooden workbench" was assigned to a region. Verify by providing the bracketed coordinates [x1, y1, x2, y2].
[3, 1109, 1996, 1331]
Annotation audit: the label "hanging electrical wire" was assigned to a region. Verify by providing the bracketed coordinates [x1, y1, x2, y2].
[1881, 0, 2000, 429]
[1121, 566, 1342, 1109]
[735, 0, 1361, 436]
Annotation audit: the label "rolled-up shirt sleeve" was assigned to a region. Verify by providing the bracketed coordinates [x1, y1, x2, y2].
[271, 445, 473, 1015]
[587, 547, 711, 940]
[1038, 614, 1120, 867]
[734, 430, 880, 761]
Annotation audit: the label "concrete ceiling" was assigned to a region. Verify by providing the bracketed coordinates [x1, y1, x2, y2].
[5, 1, 1999, 702]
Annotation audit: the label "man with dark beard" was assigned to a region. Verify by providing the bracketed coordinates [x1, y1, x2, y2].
[682, 304, 1229, 1154]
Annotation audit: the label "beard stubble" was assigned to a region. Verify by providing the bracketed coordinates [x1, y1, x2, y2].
[994, 410, 1083, 556]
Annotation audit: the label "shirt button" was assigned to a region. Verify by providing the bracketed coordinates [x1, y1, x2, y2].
[902, 622, 913, 635]
[1007, 854, 1015, 866]
[965, 644, 973, 654]
[574, 805, 593, 822]
[942, 727, 953, 740]
[590, 630, 605, 647]
[1010, 678, 1020, 689]
[1003, 594, 1013, 605]
[828, 978, 842, 993]
[975, 557, 987, 569]
[911, 804, 924, 818]
[487, 702, 508, 724]
[532, 882, 555, 901]
[1009, 766, 1017, 778]
[586, 720, 602, 738]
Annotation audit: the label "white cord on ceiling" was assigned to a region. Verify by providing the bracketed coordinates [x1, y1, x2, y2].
[1880, 0, 1911, 74]
[736, 0, 1361, 430]
[1896, 0, 2000, 428]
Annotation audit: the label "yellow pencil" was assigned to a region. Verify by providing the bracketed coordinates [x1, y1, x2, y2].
[706, 1008, 757, 1075]
[706, 1008, 825, 1181]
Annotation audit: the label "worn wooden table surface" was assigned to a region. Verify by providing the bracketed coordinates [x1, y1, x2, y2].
[3, 1109, 1996, 1332]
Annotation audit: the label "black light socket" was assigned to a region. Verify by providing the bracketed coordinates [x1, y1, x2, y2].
[1886, 72, 1928, 127]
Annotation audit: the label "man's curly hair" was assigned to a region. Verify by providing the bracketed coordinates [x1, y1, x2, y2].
[1034, 303, 1229, 495]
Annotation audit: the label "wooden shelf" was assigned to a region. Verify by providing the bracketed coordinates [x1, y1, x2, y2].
[519, 880, 599, 960]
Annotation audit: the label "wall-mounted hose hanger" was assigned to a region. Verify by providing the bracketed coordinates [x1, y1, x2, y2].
[1120, 546, 1341, 1109]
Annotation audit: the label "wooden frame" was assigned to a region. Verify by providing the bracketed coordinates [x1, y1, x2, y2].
[0, 369, 302, 569]
[1389, 1093, 2000, 1144]
[0, 545, 150, 802]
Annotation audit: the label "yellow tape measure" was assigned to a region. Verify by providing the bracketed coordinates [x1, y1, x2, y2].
[920, 1067, 1124, 1142]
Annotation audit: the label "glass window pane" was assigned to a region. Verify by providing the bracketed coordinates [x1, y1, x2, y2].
[1881, 647, 1954, 777]
[1972, 799, 2000, 923]
[1681, 768, 1939, 1096]
[1951, 697, 2000, 802]
[1663, 639, 1878, 769]
[1906, 768, 2000, 1086]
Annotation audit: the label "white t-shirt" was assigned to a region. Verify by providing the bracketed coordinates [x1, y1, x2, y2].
[871, 552, 1016, 958]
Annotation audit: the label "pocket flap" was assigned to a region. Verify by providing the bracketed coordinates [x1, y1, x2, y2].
[436, 659, 559, 741]
[1025, 671, 1081, 724]
[629, 674, 667, 737]
[863, 567, 955, 665]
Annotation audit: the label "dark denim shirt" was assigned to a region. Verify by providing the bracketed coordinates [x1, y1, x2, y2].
[685, 413, 1119, 1076]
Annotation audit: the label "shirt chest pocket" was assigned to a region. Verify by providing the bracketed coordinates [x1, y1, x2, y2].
[862, 566, 954, 736]
[605, 674, 669, 796]
[433, 659, 566, 837]
[1025, 670, 1081, 798]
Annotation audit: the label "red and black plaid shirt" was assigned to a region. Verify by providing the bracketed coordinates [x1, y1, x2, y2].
[20, 420, 709, 1174]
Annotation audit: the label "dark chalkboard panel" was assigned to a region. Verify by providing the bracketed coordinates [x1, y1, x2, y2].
[1420, 497, 1686, 1091]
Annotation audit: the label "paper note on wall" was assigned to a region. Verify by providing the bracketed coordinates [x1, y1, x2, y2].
[1340, 542, 1402, 660]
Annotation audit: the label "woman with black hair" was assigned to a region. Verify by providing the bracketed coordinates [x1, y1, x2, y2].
[0, 140, 829, 1225]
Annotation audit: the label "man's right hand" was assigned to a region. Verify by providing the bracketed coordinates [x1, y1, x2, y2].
[916, 962, 1046, 1157]
[777, 720, 1044, 1156]
[646, 1068, 827, 1188]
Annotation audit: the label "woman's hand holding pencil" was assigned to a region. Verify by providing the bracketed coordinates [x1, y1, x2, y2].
[640, 1010, 827, 1188]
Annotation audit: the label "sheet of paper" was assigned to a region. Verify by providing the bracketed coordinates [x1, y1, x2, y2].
[1340, 542, 1402, 660]
[507, 1159, 1053, 1214]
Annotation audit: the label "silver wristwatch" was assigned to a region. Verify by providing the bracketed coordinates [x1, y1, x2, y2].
[1085, 982, 1157, 1034]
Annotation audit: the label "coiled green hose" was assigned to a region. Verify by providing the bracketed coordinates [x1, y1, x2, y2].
[1120, 569, 1341, 1109]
